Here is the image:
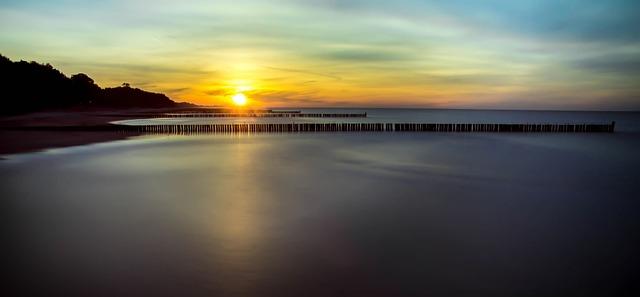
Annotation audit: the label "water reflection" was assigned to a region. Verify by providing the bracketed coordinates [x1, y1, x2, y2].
[206, 137, 266, 296]
[2, 132, 640, 296]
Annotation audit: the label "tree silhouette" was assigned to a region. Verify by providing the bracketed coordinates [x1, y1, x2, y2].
[0, 54, 177, 115]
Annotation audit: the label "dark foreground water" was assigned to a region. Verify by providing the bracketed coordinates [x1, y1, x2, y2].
[2, 110, 640, 296]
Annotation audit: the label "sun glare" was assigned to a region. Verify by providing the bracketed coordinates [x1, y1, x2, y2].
[232, 93, 248, 106]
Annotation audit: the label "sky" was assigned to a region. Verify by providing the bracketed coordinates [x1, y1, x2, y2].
[1, 0, 639, 110]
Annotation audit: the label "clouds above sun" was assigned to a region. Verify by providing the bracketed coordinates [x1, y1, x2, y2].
[1, 0, 639, 109]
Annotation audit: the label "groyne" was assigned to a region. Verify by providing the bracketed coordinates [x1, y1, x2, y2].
[154, 113, 368, 118]
[113, 122, 615, 134]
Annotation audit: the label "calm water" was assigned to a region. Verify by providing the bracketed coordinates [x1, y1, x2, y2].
[3, 109, 640, 296]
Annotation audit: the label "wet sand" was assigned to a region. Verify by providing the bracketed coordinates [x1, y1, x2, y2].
[0, 109, 180, 155]
[0, 130, 137, 156]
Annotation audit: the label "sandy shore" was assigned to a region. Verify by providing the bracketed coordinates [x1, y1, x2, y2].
[0, 130, 139, 156]
[0, 110, 150, 155]
[0, 107, 282, 155]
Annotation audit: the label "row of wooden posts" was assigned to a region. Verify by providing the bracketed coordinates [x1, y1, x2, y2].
[117, 122, 615, 134]
[155, 113, 368, 118]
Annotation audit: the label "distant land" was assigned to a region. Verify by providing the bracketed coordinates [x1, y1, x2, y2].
[0, 54, 193, 115]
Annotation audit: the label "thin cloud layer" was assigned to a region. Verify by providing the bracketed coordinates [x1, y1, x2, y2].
[1, 0, 638, 109]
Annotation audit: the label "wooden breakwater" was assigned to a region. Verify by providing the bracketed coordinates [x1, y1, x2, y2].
[114, 122, 615, 134]
[154, 112, 367, 118]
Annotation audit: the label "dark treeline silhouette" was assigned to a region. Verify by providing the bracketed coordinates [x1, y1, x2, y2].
[0, 54, 180, 115]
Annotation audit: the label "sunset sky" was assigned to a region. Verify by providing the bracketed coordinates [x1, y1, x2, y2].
[1, 0, 639, 109]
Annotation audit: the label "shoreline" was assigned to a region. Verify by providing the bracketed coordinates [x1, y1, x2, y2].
[0, 107, 255, 155]
[0, 108, 626, 155]
[0, 107, 277, 155]
[0, 110, 151, 155]
[0, 130, 139, 156]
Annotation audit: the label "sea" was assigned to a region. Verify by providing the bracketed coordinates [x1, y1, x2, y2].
[2, 109, 640, 296]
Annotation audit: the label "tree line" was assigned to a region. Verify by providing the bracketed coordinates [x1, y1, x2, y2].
[0, 54, 179, 115]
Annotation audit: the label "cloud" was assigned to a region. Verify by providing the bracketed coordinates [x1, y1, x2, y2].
[572, 53, 640, 75]
[465, 89, 640, 111]
[317, 49, 412, 62]
[265, 66, 342, 80]
[162, 87, 190, 93]
[72, 62, 210, 75]
[299, 0, 640, 44]
[3, 0, 640, 109]
[203, 89, 234, 96]
[249, 89, 330, 106]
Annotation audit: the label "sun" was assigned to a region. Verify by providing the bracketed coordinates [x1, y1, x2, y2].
[231, 93, 247, 106]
